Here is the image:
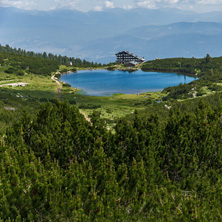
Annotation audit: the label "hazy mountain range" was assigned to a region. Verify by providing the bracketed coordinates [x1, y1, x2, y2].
[1, 7, 222, 63]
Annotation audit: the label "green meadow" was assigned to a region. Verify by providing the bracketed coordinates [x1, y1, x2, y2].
[0, 64, 168, 133]
[2, 54, 222, 135]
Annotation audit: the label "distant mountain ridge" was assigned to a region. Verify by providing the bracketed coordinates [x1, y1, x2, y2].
[126, 22, 222, 39]
[0, 7, 222, 63]
[79, 22, 222, 62]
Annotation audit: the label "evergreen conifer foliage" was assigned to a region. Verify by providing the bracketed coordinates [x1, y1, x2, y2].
[0, 44, 102, 67]
[2, 100, 222, 220]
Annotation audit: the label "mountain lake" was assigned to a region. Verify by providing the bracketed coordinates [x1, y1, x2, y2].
[60, 69, 197, 96]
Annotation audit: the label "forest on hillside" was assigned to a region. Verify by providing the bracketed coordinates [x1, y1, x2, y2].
[0, 52, 59, 76]
[0, 44, 102, 67]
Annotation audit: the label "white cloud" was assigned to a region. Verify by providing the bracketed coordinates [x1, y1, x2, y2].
[0, 0, 82, 10]
[137, 0, 222, 9]
[53, 0, 80, 9]
[198, 0, 222, 4]
[137, 0, 188, 9]
[93, 1, 115, 11]
[138, 0, 178, 5]
[137, 0, 157, 9]
[94, 5, 103, 11]
[0, 0, 36, 9]
[1, 0, 222, 12]
[105, 1, 114, 8]
[170, 0, 179, 3]
[123, 5, 133, 10]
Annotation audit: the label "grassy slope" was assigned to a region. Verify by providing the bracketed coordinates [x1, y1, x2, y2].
[0, 63, 166, 133]
[0, 65, 58, 134]
[2, 56, 222, 134]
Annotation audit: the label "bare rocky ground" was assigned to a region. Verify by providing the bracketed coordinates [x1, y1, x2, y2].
[0, 82, 29, 87]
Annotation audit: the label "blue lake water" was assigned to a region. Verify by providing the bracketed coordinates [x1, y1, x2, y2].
[60, 69, 197, 96]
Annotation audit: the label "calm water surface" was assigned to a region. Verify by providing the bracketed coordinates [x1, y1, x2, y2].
[60, 70, 197, 96]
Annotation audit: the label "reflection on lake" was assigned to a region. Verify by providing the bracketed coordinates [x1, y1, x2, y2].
[60, 69, 197, 96]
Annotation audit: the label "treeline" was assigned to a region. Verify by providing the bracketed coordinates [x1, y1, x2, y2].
[0, 44, 102, 67]
[141, 55, 222, 76]
[142, 55, 222, 100]
[0, 52, 59, 76]
[1, 100, 222, 220]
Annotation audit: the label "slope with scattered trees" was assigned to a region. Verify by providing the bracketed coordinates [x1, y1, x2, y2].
[142, 55, 222, 100]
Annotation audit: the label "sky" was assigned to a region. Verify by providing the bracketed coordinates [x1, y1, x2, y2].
[1, 0, 222, 12]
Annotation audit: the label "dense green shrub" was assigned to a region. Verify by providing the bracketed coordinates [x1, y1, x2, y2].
[4, 67, 14, 74]
[63, 83, 71, 87]
[1, 100, 222, 221]
[79, 103, 101, 109]
[61, 68, 68, 73]
[16, 70, 25, 76]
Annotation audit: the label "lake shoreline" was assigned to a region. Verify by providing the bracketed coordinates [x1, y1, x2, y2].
[59, 69, 197, 97]
[57, 67, 140, 97]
